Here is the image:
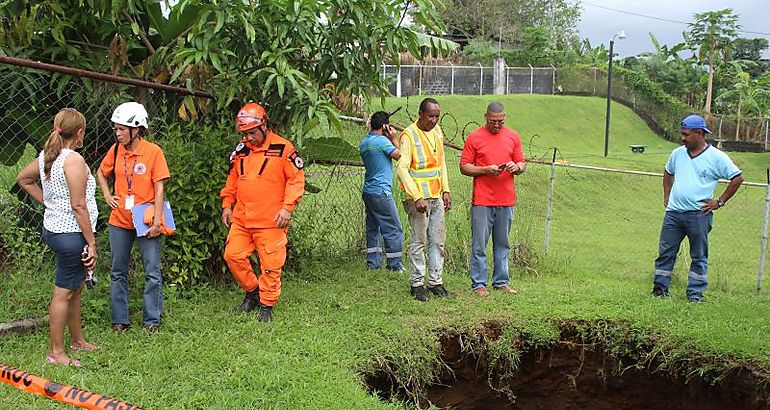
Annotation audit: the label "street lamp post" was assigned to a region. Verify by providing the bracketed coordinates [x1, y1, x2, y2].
[604, 31, 625, 157]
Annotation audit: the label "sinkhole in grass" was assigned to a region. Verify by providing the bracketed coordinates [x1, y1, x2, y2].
[365, 321, 770, 410]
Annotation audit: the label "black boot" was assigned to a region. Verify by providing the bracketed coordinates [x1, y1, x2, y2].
[428, 284, 449, 297]
[258, 305, 273, 322]
[235, 289, 260, 313]
[410, 286, 429, 302]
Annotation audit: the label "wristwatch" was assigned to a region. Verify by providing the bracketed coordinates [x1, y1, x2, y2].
[717, 198, 725, 208]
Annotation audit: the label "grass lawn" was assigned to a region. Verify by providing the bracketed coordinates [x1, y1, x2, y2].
[1, 94, 769, 409]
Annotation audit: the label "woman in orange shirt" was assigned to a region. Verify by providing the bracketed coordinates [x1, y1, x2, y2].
[96, 102, 170, 333]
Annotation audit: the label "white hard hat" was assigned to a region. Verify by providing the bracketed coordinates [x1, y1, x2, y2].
[111, 102, 149, 129]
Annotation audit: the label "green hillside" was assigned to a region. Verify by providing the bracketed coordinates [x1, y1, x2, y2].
[372, 94, 768, 181]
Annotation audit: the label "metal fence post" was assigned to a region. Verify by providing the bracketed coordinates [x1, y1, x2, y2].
[450, 62, 455, 95]
[418, 62, 423, 95]
[478, 63, 483, 95]
[758, 169, 770, 291]
[396, 66, 402, 97]
[528, 64, 534, 94]
[544, 147, 557, 254]
[505, 65, 510, 94]
[551, 65, 556, 94]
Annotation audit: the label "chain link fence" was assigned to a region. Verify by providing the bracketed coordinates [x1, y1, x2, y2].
[1, 57, 768, 300]
[383, 64, 555, 97]
[0, 59, 189, 275]
[533, 159, 770, 295]
[710, 115, 770, 151]
[0, 58, 372, 281]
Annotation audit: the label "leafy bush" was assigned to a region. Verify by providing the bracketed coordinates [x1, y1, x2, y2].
[614, 66, 692, 141]
[160, 117, 234, 286]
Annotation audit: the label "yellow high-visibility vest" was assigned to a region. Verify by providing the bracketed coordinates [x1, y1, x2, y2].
[403, 124, 445, 198]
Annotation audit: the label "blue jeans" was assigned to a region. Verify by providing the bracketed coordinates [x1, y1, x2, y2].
[653, 211, 712, 300]
[470, 206, 514, 290]
[363, 192, 404, 270]
[109, 225, 163, 326]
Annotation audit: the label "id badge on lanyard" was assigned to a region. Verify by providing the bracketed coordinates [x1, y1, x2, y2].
[124, 153, 137, 210]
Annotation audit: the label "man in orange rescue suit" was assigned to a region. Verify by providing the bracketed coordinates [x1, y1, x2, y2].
[220, 102, 305, 322]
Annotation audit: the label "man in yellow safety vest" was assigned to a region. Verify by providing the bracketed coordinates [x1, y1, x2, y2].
[396, 97, 452, 301]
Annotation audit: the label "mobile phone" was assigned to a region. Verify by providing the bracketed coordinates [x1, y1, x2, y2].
[82, 245, 97, 289]
[498, 164, 506, 170]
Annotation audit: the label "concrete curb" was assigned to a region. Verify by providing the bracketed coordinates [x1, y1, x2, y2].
[0, 315, 48, 338]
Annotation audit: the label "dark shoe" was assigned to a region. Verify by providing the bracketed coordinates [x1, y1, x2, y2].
[427, 284, 449, 297]
[258, 305, 273, 322]
[651, 287, 669, 297]
[143, 325, 160, 334]
[410, 286, 429, 302]
[235, 289, 261, 313]
[386, 264, 407, 273]
[112, 323, 129, 332]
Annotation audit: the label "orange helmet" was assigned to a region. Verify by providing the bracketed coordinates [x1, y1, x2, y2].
[235, 102, 269, 132]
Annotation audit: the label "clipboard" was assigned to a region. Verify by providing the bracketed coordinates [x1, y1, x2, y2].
[131, 201, 176, 237]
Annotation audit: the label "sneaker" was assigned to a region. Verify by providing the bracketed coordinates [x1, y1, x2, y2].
[143, 325, 160, 334]
[235, 289, 261, 313]
[493, 284, 518, 295]
[651, 287, 669, 297]
[410, 286, 429, 302]
[258, 305, 273, 322]
[112, 323, 129, 332]
[473, 287, 490, 297]
[427, 284, 449, 297]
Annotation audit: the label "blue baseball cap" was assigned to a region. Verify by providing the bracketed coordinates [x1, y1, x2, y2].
[681, 115, 712, 134]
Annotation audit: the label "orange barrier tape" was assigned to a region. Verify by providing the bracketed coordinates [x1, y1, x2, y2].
[0, 364, 145, 409]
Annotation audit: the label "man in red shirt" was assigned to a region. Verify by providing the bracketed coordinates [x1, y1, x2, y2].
[460, 102, 526, 297]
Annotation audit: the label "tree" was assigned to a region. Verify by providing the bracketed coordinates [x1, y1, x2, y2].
[1, 0, 449, 145]
[636, 33, 702, 106]
[715, 61, 770, 140]
[440, 0, 580, 51]
[731, 38, 770, 62]
[687, 8, 740, 116]
[730, 38, 770, 78]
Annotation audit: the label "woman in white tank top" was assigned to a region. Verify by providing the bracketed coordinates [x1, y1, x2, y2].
[16, 108, 98, 367]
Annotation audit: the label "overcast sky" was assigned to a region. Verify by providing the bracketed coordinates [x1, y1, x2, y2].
[577, 0, 770, 59]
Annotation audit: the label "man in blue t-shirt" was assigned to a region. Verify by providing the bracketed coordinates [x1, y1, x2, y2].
[652, 114, 744, 302]
[359, 111, 404, 271]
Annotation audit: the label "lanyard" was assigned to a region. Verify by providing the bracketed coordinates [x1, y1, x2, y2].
[123, 153, 138, 195]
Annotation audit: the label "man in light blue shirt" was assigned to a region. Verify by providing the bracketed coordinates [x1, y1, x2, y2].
[652, 114, 744, 302]
[360, 111, 404, 271]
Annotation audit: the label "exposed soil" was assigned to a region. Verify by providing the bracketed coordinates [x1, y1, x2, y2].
[365, 321, 770, 409]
